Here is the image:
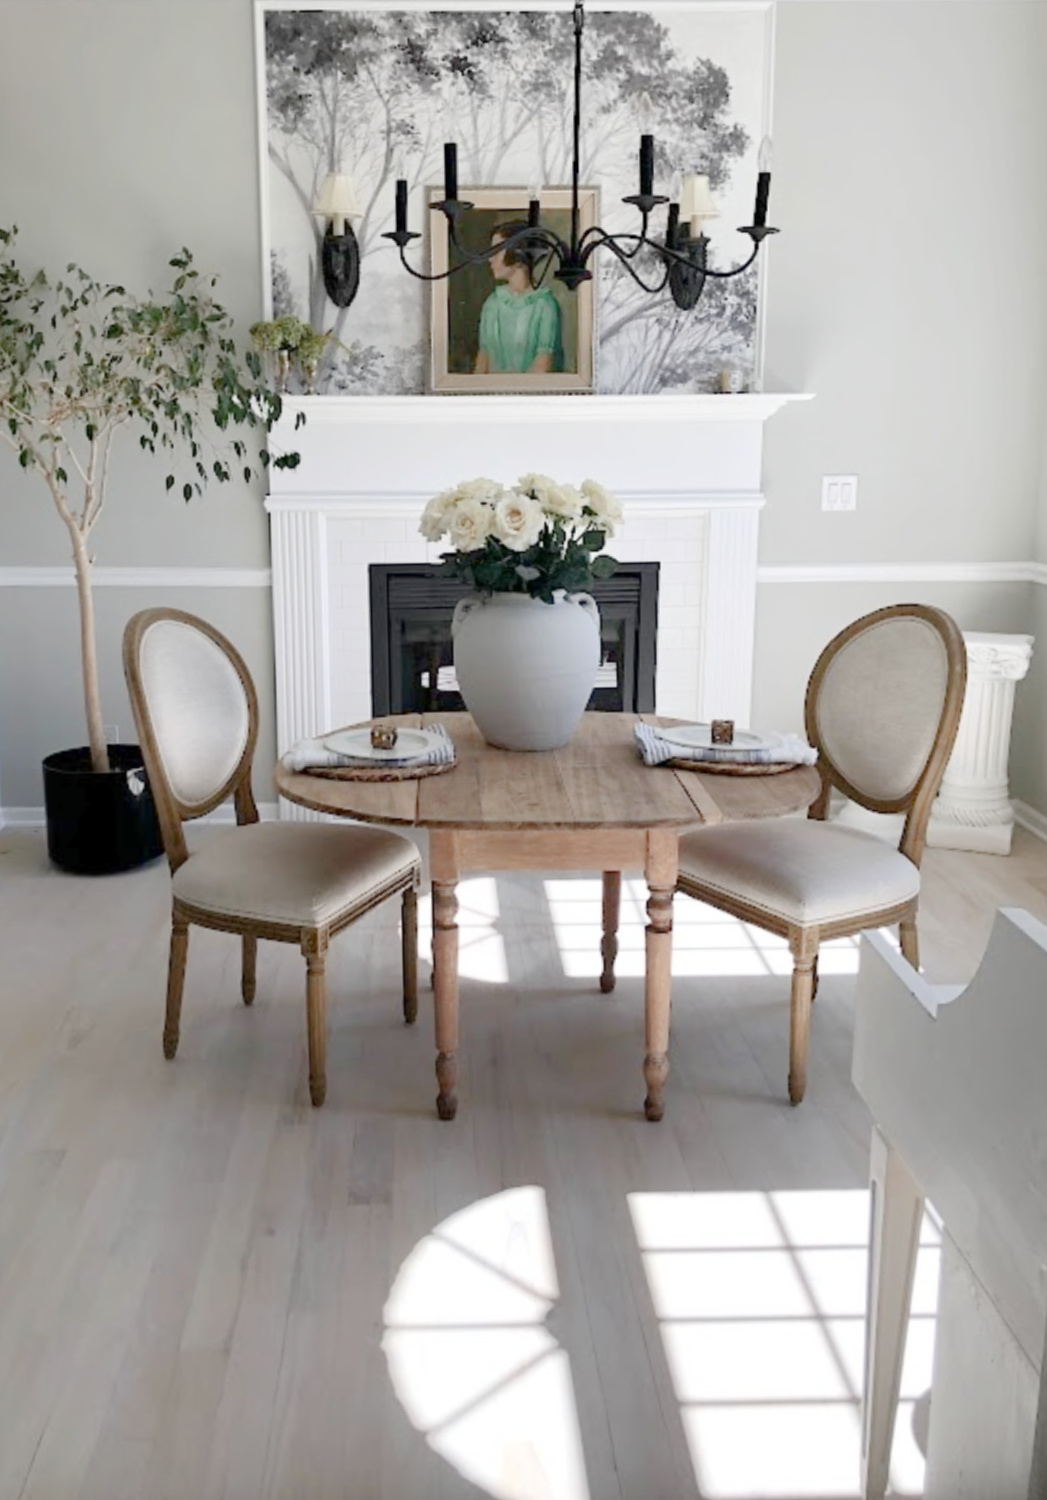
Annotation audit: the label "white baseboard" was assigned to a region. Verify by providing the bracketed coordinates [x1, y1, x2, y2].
[1013, 800, 1047, 844]
[0, 802, 280, 830]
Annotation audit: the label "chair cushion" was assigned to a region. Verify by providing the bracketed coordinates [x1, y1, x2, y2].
[173, 821, 420, 929]
[677, 819, 921, 928]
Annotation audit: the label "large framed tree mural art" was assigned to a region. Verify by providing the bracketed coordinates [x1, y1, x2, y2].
[256, 1, 774, 396]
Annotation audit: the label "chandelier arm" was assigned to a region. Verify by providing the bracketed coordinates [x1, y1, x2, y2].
[576, 223, 653, 263]
[585, 230, 672, 295]
[444, 215, 568, 268]
[689, 245, 761, 279]
[394, 247, 463, 284]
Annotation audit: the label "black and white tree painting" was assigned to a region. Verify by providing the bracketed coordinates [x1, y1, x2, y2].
[261, 4, 771, 394]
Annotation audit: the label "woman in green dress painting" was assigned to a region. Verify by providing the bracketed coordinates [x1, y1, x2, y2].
[474, 222, 563, 376]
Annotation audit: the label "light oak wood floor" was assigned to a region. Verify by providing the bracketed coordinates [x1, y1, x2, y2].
[1, 824, 1046, 1500]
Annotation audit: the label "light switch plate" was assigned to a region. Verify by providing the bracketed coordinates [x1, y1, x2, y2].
[822, 475, 858, 512]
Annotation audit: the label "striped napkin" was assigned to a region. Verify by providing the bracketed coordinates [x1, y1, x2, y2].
[282, 723, 456, 773]
[634, 721, 817, 768]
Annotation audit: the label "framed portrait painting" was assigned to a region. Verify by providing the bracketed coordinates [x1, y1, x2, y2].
[428, 187, 597, 394]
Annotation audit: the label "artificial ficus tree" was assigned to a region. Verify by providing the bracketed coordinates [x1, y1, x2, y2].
[0, 227, 301, 775]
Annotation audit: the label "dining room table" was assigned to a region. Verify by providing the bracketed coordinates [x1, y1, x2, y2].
[275, 711, 821, 1122]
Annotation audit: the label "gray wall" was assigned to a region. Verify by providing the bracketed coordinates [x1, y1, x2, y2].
[758, 0, 1047, 780]
[2, 1, 1047, 815]
[0, 0, 272, 808]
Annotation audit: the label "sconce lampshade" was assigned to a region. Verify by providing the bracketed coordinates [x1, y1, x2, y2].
[313, 173, 361, 236]
[679, 173, 719, 229]
[313, 172, 362, 307]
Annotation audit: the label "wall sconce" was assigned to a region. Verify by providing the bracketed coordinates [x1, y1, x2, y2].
[661, 141, 775, 310]
[313, 172, 361, 308]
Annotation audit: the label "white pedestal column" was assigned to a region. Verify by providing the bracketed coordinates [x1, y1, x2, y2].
[926, 633, 1033, 855]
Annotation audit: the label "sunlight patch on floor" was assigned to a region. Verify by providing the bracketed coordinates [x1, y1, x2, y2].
[419, 877, 509, 983]
[629, 1189, 939, 1500]
[543, 878, 862, 979]
[383, 1186, 589, 1500]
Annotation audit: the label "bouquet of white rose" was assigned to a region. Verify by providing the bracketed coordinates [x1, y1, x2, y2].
[419, 474, 622, 603]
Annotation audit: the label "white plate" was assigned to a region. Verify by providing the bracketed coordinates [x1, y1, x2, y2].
[661, 724, 771, 753]
[322, 727, 434, 762]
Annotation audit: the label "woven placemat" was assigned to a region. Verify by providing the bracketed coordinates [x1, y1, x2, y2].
[668, 756, 796, 776]
[304, 756, 458, 782]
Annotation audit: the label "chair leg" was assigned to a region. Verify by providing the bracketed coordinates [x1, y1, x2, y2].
[164, 914, 190, 1060]
[600, 870, 622, 993]
[402, 886, 419, 1024]
[302, 931, 328, 1107]
[811, 955, 819, 1002]
[899, 916, 920, 972]
[788, 929, 819, 1105]
[241, 934, 257, 1006]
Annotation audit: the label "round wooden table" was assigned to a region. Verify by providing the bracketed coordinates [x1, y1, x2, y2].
[276, 712, 821, 1122]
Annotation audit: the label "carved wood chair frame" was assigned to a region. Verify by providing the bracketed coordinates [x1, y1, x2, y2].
[676, 603, 967, 1103]
[123, 607, 420, 1105]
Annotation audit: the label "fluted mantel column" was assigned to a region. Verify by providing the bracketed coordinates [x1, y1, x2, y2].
[927, 632, 1034, 855]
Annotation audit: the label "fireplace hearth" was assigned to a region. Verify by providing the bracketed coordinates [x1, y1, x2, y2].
[370, 563, 659, 717]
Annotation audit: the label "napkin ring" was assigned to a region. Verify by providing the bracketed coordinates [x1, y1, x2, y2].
[370, 724, 399, 750]
[710, 719, 735, 745]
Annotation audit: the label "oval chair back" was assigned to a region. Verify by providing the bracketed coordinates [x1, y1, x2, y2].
[123, 608, 260, 872]
[805, 604, 967, 866]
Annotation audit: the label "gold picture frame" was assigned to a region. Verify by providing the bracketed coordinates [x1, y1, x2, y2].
[428, 187, 597, 394]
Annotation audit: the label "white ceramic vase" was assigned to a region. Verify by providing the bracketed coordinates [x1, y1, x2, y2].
[452, 590, 601, 751]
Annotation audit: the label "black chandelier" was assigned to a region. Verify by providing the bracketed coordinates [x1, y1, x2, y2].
[383, 0, 777, 312]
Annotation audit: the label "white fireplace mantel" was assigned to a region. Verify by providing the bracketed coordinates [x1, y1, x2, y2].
[272, 392, 809, 425]
[265, 392, 812, 799]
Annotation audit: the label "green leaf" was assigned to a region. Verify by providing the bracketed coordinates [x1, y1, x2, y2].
[165, 474, 175, 491]
[183, 483, 192, 501]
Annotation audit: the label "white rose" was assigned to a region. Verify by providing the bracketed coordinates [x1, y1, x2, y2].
[580, 478, 623, 537]
[419, 488, 456, 542]
[516, 472, 577, 517]
[545, 483, 584, 521]
[456, 476, 505, 505]
[447, 495, 494, 552]
[492, 492, 545, 552]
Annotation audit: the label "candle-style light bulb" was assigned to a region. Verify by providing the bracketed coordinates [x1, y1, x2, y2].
[754, 136, 773, 227]
[395, 179, 408, 235]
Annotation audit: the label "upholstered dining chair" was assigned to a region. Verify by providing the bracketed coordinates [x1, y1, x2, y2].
[675, 603, 966, 1105]
[123, 607, 422, 1106]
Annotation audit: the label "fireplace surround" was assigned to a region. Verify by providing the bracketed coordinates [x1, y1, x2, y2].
[265, 393, 808, 816]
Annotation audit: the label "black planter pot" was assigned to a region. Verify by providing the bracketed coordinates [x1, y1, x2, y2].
[42, 744, 165, 875]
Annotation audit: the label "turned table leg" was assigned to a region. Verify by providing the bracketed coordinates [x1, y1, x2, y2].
[643, 829, 677, 1122]
[430, 831, 460, 1121]
[600, 870, 622, 993]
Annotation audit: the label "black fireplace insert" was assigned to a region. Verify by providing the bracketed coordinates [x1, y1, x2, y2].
[369, 562, 659, 717]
